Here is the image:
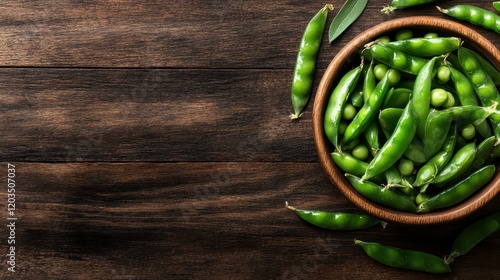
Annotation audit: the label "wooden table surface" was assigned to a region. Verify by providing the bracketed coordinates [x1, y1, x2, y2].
[1, 0, 499, 279]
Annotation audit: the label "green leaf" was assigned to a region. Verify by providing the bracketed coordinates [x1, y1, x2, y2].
[329, 0, 368, 43]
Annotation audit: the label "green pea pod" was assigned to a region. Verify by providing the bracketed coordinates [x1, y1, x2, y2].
[423, 109, 452, 160]
[379, 108, 403, 132]
[466, 48, 500, 86]
[380, 37, 461, 57]
[290, 4, 333, 119]
[458, 47, 500, 144]
[430, 142, 476, 185]
[286, 202, 386, 230]
[414, 124, 458, 189]
[382, 0, 438, 14]
[342, 71, 391, 144]
[369, 44, 429, 75]
[495, 2, 500, 13]
[324, 65, 363, 151]
[355, 240, 451, 273]
[331, 151, 367, 178]
[363, 61, 381, 154]
[382, 87, 411, 109]
[438, 5, 500, 34]
[411, 56, 438, 140]
[447, 64, 492, 138]
[445, 211, 500, 264]
[418, 165, 495, 213]
[403, 139, 426, 164]
[466, 136, 496, 173]
[350, 87, 364, 108]
[346, 173, 417, 213]
[363, 101, 416, 181]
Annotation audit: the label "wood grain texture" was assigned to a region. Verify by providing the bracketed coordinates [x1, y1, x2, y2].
[0, 0, 499, 279]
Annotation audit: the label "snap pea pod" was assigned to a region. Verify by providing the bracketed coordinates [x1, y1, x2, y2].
[290, 4, 333, 119]
[495, 2, 500, 13]
[379, 108, 403, 132]
[466, 48, 500, 86]
[382, 87, 411, 109]
[363, 101, 416, 181]
[285, 202, 386, 230]
[445, 211, 500, 264]
[381, 0, 438, 14]
[438, 5, 500, 34]
[363, 61, 381, 155]
[447, 64, 492, 138]
[430, 142, 476, 185]
[414, 124, 458, 190]
[417, 165, 495, 213]
[403, 139, 426, 164]
[346, 173, 417, 213]
[423, 104, 495, 159]
[458, 47, 500, 144]
[355, 240, 451, 273]
[369, 44, 429, 75]
[380, 37, 461, 57]
[342, 71, 391, 144]
[423, 109, 452, 160]
[324, 65, 363, 151]
[411, 56, 438, 140]
[331, 151, 368, 178]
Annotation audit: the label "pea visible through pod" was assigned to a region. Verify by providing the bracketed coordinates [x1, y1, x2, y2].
[355, 240, 451, 273]
[285, 202, 386, 230]
[438, 5, 500, 34]
[290, 4, 333, 119]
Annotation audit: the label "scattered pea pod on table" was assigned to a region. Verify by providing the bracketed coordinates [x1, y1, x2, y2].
[290, 4, 333, 120]
[445, 211, 500, 264]
[285, 202, 386, 230]
[355, 240, 451, 273]
[381, 0, 438, 14]
[438, 5, 500, 34]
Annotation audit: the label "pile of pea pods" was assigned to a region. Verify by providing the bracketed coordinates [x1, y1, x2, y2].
[323, 28, 500, 214]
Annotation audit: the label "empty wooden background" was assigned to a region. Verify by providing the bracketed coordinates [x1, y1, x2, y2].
[0, 0, 499, 279]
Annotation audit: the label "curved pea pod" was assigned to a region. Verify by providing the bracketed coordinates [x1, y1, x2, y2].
[363, 101, 416, 180]
[369, 44, 429, 75]
[346, 173, 417, 213]
[438, 5, 500, 34]
[458, 47, 500, 144]
[342, 72, 391, 145]
[417, 165, 495, 213]
[355, 240, 451, 273]
[423, 109, 452, 160]
[445, 211, 500, 264]
[403, 139, 426, 164]
[430, 142, 476, 185]
[331, 152, 367, 178]
[466, 48, 500, 86]
[382, 87, 411, 109]
[290, 4, 333, 119]
[362, 62, 381, 154]
[285, 202, 386, 230]
[466, 136, 496, 173]
[380, 37, 461, 57]
[414, 124, 458, 189]
[411, 56, 438, 141]
[447, 64, 492, 138]
[379, 108, 403, 132]
[324, 66, 363, 151]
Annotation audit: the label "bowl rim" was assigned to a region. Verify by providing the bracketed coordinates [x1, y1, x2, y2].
[312, 16, 500, 225]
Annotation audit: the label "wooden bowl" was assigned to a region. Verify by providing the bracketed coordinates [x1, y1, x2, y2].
[313, 16, 500, 225]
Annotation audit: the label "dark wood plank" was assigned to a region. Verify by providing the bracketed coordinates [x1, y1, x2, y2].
[2, 162, 498, 279]
[0, 68, 317, 162]
[0, 0, 496, 68]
